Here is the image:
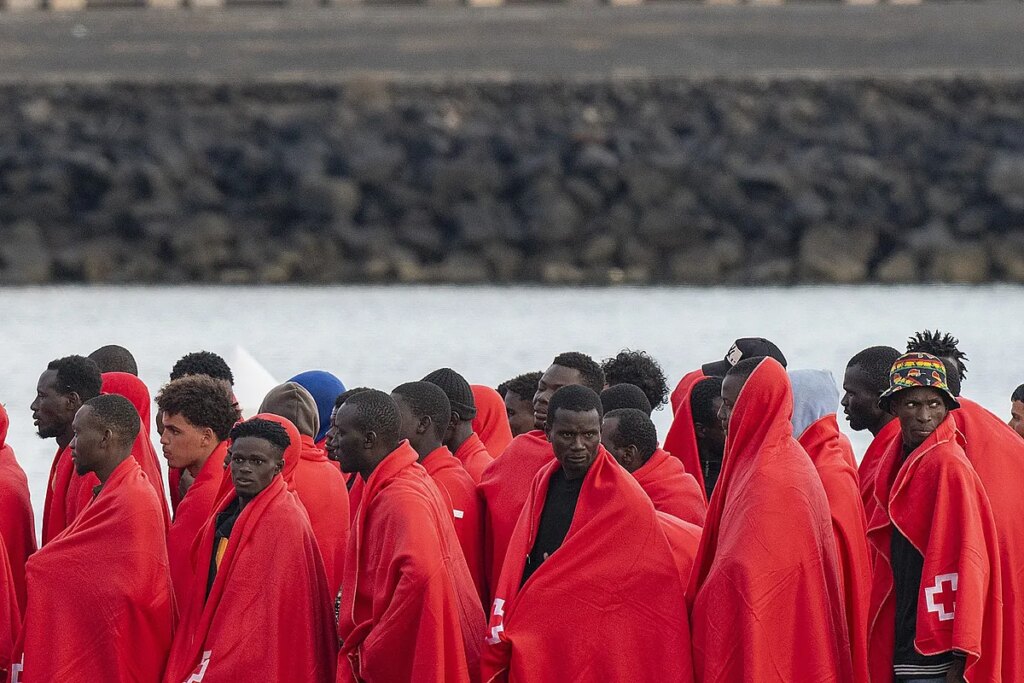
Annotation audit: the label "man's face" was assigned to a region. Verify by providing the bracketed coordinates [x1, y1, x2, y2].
[504, 391, 536, 437]
[696, 396, 727, 457]
[159, 413, 214, 470]
[69, 406, 104, 476]
[718, 374, 744, 434]
[228, 436, 282, 501]
[534, 365, 583, 429]
[891, 387, 949, 450]
[1011, 400, 1024, 439]
[325, 403, 367, 474]
[30, 369, 75, 439]
[600, 416, 634, 472]
[841, 365, 886, 432]
[546, 408, 601, 480]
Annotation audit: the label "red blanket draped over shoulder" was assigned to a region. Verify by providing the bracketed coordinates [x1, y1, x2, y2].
[479, 431, 553, 595]
[866, 415, 1003, 682]
[857, 418, 901, 520]
[40, 444, 92, 545]
[166, 441, 228, 607]
[632, 448, 706, 526]
[102, 372, 171, 529]
[663, 369, 708, 499]
[337, 442, 484, 683]
[482, 448, 697, 683]
[471, 386, 513, 459]
[0, 405, 36, 614]
[422, 446, 487, 603]
[687, 359, 853, 682]
[0, 535, 19, 680]
[16, 457, 173, 682]
[797, 414, 871, 683]
[163, 476, 336, 683]
[453, 433, 494, 485]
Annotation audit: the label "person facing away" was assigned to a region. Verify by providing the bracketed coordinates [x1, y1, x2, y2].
[601, 408, 706, 526]
[482, 385, 699, 683]
[470, 385, 514, 459]
[329, 389, 484, 683]
[478, 351, 605, 594]
[258, 381, 350, 596]
[422, 368, 493, 483]
[87, 344, 138, 376]
[163, 418, 336, 683]
[156, 374, 241, 605]
[688, 357, 854, 683]
[600, 349, 670, 413]
[790, 369, 871, 683]
[392, 382, 487, 604]
[31, 355, 103, 545]
[497, 372, 541, 438]
[14, 394, 173, 683]
[1010, 383, 1024, 439]
[0, 403, 36, 616]
[866, 352, 1005, 683]
[599, 383, 652, 416]
[289, 370, 347, 448]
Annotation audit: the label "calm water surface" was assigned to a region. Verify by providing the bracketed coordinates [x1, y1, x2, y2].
[1, 284, 1018, 534]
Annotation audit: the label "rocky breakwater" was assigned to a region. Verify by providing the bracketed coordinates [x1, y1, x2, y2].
[1, 78, 1023, 285]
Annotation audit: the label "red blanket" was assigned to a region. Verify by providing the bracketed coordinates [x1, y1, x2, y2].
[471, 385, 514, 459]
[687, 359, 853, 682]
[453, 433, 494, 484]
[0, 535, 18, 680]
[40, 444, 92, 545]
[102, 372, 171, 529]
[866, 415, 1002, 682]
[166, 441, 228, 607]
[422, 446, 487, 603]
[163, 476, 335, 683]
[0, 405, 36, 614]
[478, 431, 553, 594]
[798, 414, 871, 683]
[663, 369, 708, 499]
[338, 441, 484, 683]
[15, 458, 173, 682]
[482, 448, 696, 683]
[857, 418, 901, 519]
[632, 448, 707, 527]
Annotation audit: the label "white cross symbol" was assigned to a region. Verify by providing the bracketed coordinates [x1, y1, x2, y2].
[486, 598, 506, 645]
[184, 651, 213, 682]
[10, 655, 23, 683]
[924, 573, 958, 622]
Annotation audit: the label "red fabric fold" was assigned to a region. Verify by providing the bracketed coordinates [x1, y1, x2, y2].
[663, 369, 708, 499]
[102, 372, 170, 529]
[798, 414, 871, 683]
[0, 405, 36, 615]
[471, 386, 513, 459]
[338, 441, 484, 683]
[866, 416, 1002, 683]
[632, 448, 707, 527]
[16, 457, 173, 682]
[40, 444, 93, 546]
[856, 418, 901, 520]
[0, 535, 18, 680]
[452, 433, 493, 484]
[166, 441, 228, 608]
[422, 446, 487, 603]
[478, 431, 553, 596]
[164, 476, 336, 683]
[687, 359, 853, 682]
[482, 448, 696, 683]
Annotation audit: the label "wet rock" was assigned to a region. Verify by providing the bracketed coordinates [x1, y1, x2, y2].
[799, 225, 877, 283]
[927, 242, 990, 283]
[875, 250, 920, 283]
[986, 153, 1024, 211]
[0, 220, 51, 284]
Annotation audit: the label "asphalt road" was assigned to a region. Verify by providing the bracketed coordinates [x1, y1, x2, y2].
[0, 2, 1022, 82]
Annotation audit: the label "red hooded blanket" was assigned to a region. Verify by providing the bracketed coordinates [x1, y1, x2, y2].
[453, 433, 494, 485]
[482, 448, 696, 683]
[663, 369, 709, 499]
[15, 457, 173, 682]
[471, 385, 513, 459]
[166, 440, 228, 607]
[163, 476, 335, 683]
[866, 415, 1002, 683]
[422, 446, 487, 603]
[337, 441, 484, 683]
[478, 430, 554, 594]
[687, 359, 853, 682]
[632, 448, 707, 527]
[0, 405, 36, 614]
[798, 414, 871, 683]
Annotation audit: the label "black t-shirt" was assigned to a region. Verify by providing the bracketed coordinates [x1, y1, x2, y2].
[207, 498, 242, 600]
[520, 469, 583, 587]
[702, 458, 723, 499]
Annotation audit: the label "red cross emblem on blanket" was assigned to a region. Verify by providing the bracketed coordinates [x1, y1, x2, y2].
[924, 573, 958, 622]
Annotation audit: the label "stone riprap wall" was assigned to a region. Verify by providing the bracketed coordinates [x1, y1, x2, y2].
[1, 78, 1023, 285]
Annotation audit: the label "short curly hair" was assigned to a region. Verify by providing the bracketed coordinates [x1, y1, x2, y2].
[690, 377, 724, 427]
[88, 345, 138, 376]
[334, 386, 373, 409]
[343, 389, 401, 445]
[551, 352, 605, 395]
[229, 417, 291, 458]
[156, 375, 240, 441]
[604, 408, 658, 463]
[600, 383, 653, 415]
[47, 355, 103, 401]
[83, 394, 141, 445]
[498, 372, 542, 400]
[601, 349, 669, 411]
[170, 351, 234, 385]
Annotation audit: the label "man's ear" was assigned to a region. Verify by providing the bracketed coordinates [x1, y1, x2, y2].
[623, 444, 640, 469]
[364, 429, 377, 449]
[200, 426, 216, 446]
[416, 415, 432, 436]
[66, 391, 82, 412]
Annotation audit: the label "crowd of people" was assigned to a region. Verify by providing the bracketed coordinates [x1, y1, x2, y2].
[0, 329, 1022, 682]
